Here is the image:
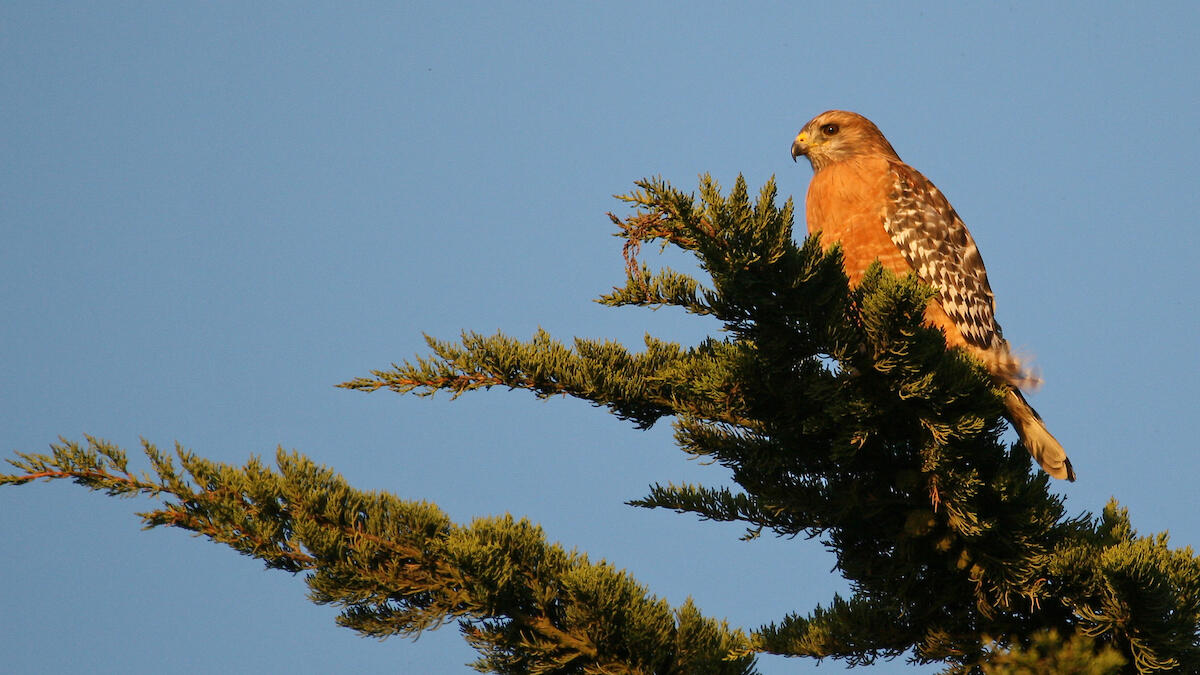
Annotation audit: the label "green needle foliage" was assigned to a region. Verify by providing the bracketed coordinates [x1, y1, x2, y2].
[3, 437, 753, 675]
[4, 175, 1197, 672]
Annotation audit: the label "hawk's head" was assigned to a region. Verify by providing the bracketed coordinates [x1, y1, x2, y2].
[791, 110, 901, 172]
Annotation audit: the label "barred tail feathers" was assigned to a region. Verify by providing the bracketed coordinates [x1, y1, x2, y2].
[1004, 388, 1075, 481]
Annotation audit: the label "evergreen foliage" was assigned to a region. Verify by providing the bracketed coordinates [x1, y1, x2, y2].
[972, 630, 1126, 674]
[5, 175, 1199, 672]
[3, 437, 753, 675]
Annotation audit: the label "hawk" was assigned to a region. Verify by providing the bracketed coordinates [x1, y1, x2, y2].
[791, 110, 1075, 481]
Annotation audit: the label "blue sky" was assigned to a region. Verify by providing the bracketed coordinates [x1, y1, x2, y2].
[3, 3, 1198, 673]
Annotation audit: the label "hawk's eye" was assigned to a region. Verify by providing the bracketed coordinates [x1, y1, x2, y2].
[821, 123, 839, 136]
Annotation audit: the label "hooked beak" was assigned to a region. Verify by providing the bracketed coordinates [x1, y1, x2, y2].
[790, 132, 809, 162]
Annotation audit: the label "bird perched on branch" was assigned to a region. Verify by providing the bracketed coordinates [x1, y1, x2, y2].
[791, 110, 1075, 481]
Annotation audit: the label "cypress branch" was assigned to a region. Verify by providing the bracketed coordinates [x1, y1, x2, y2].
[3, 436, 754, 675]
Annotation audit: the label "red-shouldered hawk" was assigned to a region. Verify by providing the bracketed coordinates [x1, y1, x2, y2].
[791, 110, 1075, 481]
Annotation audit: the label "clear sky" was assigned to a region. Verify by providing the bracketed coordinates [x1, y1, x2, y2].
[3, 3, 1198, 673]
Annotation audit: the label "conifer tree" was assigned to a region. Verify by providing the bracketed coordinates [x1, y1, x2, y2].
[4, 175, 1197, 673]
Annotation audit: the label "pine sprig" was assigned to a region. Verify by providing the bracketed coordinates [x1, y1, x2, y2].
[756, 594, 914, 666]
[596, 263, 715, 315]
[952, 629, 1128, 674]
[1049, 500, 1200, 671]
[339, 329, 756, 430]
[1, 436, 755, 675]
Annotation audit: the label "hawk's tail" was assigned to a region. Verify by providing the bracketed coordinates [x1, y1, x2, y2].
[1004, 388, 1076, 481]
